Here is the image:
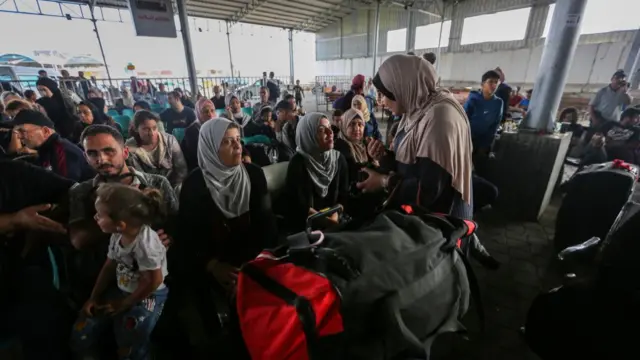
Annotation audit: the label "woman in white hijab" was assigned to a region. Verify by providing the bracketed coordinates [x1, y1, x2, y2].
[356, 54, 474, 220]
[176, 117, 277, 291]
[285, 112, 349, 232]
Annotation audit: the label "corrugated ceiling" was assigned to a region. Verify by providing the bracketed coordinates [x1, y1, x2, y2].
[77, 0, 367, 32]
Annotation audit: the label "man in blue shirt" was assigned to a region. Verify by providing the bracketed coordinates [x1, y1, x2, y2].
[464, 70, 504, 157]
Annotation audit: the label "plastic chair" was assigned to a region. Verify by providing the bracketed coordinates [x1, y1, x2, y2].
[215, 109, 226, 117]
[107, 109, 119, 117]
[150, 104, 165, 113]
[112, 115, 131, 137]
[122, 109, 135, 117]
[242, 107, 253, 117]
[172, 128, 186, 142]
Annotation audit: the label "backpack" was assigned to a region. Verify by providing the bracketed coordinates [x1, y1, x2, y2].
[554, 160, 638, 252]
[236, 208, 481, 360]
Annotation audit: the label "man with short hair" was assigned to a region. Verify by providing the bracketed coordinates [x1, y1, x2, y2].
[125, 110, 187, 186]
[210, 85, 226, 110]
[38, 70, 47, 78]
[464, 70, 504, 162]
[77, 71, 90, 100]
[266, 71, 280, 105]
[293, 79, 304, 108]
[252, 86, 271, 122]
[494, 67, 511, 122]
[173, 87, 195, 109]
[331, 109, 344, 141]
[69, 125, 177, 250]
[589, 69, 633, 126]
[155, 83, 169, 107]
[275, 99, 298, 151]
[160, 90, 197, 133]
[11, 110, 94, 181]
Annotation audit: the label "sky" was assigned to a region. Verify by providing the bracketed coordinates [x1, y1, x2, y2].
[0, 1, 317, 81]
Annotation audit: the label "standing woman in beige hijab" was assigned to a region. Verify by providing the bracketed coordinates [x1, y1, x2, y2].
[356, 54, 474, 220]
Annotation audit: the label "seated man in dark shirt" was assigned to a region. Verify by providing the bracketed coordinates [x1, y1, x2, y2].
[10, 110, 95, 181]
[160, 90, 197, 133]
[581, 107, 640, 166]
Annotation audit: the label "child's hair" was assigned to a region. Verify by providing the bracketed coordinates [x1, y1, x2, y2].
[95, 183, 166, 226]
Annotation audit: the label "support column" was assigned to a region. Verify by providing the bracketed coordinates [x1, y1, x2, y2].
[176, 0, 198, 100]
[435, 16, 444, 73]
[405, 10, 414, 53]
[289, 29, 295, 85]
[89, 0, 112, 87]
[624, 28, 640, 89]
[225, 21, 235, 78]
[521, 0, 588, 131]
[372, 0, 381, 77]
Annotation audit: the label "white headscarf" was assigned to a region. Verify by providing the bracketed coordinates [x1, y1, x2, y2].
[197, 118, 251, 218]
[295, 112, 339, 198]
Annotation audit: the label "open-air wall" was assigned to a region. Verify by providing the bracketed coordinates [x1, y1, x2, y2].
[315, 0, 640, 93]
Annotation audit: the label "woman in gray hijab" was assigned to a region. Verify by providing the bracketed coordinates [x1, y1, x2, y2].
[175, 117, 277, 291]
[285, 112, 349, 232]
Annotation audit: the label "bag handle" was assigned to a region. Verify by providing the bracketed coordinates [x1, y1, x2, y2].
[400, 205, 476, 251]
[285, 205, 341, 250]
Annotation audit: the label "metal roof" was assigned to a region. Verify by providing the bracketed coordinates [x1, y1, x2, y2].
[76, 0, 364, 32]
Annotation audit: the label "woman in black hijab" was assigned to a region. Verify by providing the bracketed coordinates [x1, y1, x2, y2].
[87, 97, 123, 134]
[36, 77, 77, 139]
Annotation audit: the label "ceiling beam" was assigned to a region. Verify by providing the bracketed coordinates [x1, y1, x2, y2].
[229, 0, 271, 23]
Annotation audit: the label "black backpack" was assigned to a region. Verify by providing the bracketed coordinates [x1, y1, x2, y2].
[555, 160, 638, 252]
[237, 208, 482, 360]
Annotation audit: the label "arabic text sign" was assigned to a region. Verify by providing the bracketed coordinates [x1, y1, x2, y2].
[129, 0, 177, 38]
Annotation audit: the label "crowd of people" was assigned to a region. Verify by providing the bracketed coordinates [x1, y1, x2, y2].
[0, 50, 636, 359]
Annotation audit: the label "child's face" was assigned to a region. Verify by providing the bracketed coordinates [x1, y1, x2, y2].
[94, 199, 119, 233]
[262, 111, 272, 123]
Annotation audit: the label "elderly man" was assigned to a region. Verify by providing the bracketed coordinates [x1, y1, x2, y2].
[10, 109, 94, 181]
[589, 69, 634, 126]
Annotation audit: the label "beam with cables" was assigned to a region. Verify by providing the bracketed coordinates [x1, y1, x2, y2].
[228, 0, 271, 24]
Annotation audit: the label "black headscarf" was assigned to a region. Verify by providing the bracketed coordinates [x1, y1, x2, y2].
[87, 97, 109, 124]
[36, 77, 77, 139]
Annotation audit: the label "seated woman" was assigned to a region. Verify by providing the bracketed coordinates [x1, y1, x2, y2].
[72, 101, 102, 143]
[181, 98, 215, 171]
[333, 109, 370, 181]
[176, 118, 277, 278]
[87, 97, 123, 133]
[351, 94, 381, 140]
[357, 54, 473, 220]
[334, 109, 385, 218]
[125, 110, 188, 186]
[285, 113, 349, 232]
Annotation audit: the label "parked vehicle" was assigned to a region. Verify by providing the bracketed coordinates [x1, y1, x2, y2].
[0, 65, 61, 93]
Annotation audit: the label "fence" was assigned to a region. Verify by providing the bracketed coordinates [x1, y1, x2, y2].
[0, 75, 311, 106]
[313, 75, 353, 111]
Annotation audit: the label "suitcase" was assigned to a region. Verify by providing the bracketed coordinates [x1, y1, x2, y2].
[554, 160, 638, 252]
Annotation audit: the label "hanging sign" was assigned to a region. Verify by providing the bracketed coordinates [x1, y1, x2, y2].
[129, 0, 177, 38]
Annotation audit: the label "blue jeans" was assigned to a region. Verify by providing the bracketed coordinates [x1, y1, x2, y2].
[70, 286, 168, 360]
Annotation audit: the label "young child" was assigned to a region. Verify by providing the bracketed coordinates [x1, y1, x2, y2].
[70, 183, 168, 360]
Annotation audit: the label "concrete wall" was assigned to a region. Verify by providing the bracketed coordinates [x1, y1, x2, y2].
[315, 0, 639, 93]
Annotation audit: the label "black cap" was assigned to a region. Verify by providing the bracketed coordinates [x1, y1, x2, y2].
[613, 69, 627, 78]
[10, 109, 55, 128]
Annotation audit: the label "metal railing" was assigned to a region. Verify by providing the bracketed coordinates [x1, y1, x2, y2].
[313, 76, 353, 110]
[0, 76, 316, 106]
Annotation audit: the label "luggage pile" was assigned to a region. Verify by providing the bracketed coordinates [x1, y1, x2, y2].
[525, 160, 640, 359]
[235, 206, 482, 360]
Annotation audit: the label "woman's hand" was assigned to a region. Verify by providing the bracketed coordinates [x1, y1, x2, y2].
[356, 168, 386, 193]
[366, 138, 386, 161]
[207, 259, 239, 290]
[81, 298, 98, 317]
[156, 229, 172, 248]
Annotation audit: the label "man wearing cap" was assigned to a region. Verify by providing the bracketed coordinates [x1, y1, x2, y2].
[333, 74, 366, 112]
[10, 109, 94, 181]
[589, 69, 633, 126]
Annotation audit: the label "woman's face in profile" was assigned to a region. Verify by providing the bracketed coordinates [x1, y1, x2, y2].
[382, 95, 400, 114]
[218, 127, 243, 167]
[315, 117, 334, 152]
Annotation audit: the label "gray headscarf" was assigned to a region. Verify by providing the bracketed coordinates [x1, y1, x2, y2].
[295, 112, 339, 198]
[197, 118, 251, 218]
